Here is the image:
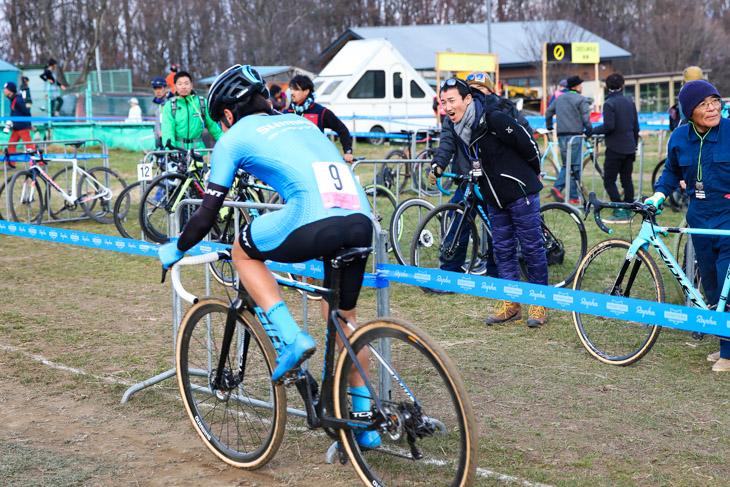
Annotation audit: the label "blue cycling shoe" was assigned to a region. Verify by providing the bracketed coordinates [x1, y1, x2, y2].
[355, 430, 382, 448]
[271, 331, 316, 384]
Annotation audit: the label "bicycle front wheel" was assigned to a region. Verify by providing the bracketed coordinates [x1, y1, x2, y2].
[8, 169, 45, 224]
[389, 198, 435, 265]
[78, 166, 127, 224]
[139, 172, 193, 243]
[410, 203, 479, 274]
[540, 202, 587, 287]
[176, 299, 287, 468]
[572, 239, 664, 365]
[333, 318, 478, 487]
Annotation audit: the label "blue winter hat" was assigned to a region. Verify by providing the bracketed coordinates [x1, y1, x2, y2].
[679, 80, 721, 119]
[4, 81, 16, 92]
[151, 76, 167, 88]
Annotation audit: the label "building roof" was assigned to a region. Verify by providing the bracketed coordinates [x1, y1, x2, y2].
[0, 59, 20, 72]
[311, 20, 631, 72]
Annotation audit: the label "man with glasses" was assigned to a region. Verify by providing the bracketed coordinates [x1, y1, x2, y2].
[648, 80, 730, 372]
[429, 77, 548, 328]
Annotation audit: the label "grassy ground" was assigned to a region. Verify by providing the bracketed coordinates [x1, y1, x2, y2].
[2, 133, 729, 486]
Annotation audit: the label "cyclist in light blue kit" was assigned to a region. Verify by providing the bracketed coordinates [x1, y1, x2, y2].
[158, 65, 380, 447]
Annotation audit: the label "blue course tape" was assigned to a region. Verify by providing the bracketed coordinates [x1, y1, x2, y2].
[378, 263, 730, 339]
[0, 221, 385, 288]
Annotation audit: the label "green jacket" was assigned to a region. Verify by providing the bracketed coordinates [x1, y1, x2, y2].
[161, 94, 222, 149]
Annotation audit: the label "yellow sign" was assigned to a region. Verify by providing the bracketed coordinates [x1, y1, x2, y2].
[436, 52, 497, 73]
[553, 44, 565, 61]
[571, 42, 600, 64]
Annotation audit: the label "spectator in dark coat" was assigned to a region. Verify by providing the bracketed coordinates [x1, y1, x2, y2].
[592, 72, 640, 222]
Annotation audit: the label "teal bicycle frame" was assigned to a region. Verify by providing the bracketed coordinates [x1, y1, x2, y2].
[591, 193, 730, 313]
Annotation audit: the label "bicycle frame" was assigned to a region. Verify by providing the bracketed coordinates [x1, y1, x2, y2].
[626, 220, 730, 311]
[170, 250, 407, 438]
[28, 156, 112, 206]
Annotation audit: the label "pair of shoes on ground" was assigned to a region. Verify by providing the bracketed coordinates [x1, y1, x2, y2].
[602, 208, 633, 224]
[550, 187, 579, 205]
[707, 351, 730, 372]
[485, 301, 547, 328]
[271, 331, 317, 384]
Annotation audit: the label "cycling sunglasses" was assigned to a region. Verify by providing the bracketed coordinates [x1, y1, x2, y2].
[440, 78, 469, 91]
[466, 73, 488, 84]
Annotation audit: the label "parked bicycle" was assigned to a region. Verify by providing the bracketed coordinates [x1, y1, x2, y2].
[7, 144, 127, 224]
[168, 247, 478, 486]
[410, 171, 587, 288]
[571, 192, 723, 365]
[376, 129, 442, 195]
[138, 143, 270, 245]
[535, 130, 597, 184]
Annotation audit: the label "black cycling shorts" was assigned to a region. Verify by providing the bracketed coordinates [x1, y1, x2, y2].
[240, 213, 373, 310]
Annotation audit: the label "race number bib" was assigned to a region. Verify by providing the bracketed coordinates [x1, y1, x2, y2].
[311, 161, 361, 210]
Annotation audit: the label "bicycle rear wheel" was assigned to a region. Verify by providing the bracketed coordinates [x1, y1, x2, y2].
[410, 203, 479, 275]
[176, 299, 287, 468]
[389, 198, 435, 265]
[47, 167, 84, 220]
[539, 202, 587, 287]
[333, 318, 478, 487]
[113, 181, 142, 239]
[78, 166, 127, 224]
[572, 239, 664, 365]
[8, 169, 45, 224]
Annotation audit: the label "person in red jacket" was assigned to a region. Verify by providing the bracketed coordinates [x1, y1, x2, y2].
[4, 81, 35, 163]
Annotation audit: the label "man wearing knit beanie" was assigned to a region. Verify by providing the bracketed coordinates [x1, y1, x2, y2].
[649, 78, 730, 372]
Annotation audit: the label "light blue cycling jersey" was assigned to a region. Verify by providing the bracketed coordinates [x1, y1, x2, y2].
[209, 113, 370, 252]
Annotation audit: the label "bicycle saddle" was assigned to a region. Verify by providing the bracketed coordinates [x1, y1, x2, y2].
[330, 247, 372, 268]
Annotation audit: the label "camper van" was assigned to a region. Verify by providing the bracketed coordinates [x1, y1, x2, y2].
[313, 39, 437, 144]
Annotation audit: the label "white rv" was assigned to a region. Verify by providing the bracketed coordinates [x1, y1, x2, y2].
[313, 39, 437, 143]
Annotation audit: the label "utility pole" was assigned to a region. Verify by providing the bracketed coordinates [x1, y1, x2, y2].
[486, 0, 493, 53]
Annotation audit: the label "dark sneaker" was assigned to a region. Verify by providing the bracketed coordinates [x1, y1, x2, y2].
[271, 331, 316, 384]
[550, 187, 565, 202]
[486, 301, 522, 325]
[526, 305, 547, 328]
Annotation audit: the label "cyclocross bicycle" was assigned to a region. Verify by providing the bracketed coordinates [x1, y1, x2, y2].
[535, 130, 597, 184]
[7, 144, 127, 224]
[377, 129, 443, 196]
[571, 192, 726, 365]
[410, 171, 588, 288]
[138, 144, 271, 245]
[168, 247, 478, 486]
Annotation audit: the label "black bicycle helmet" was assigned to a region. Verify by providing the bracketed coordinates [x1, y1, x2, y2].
[207, 64, 269, 122]
[151, 76, 167, 88]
